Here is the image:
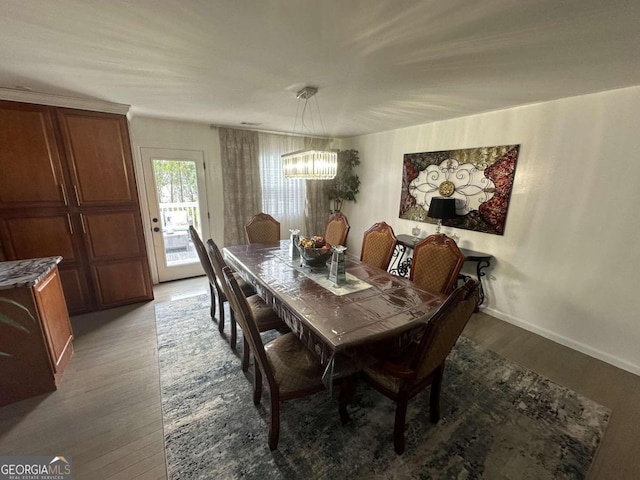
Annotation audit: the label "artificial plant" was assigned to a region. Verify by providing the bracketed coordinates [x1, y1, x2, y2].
[324, 149, 361, 213]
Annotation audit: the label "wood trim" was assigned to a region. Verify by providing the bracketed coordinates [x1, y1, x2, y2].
[0, 88, 130, 115]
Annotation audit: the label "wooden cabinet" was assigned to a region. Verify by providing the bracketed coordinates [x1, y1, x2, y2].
[0, 263, 73, 406]
[0, 102, 68, 208]
[0, 100, 153, 314]
[56, 109, 139, 206]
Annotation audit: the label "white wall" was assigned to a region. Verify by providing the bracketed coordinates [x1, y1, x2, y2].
[341, 85, 640, 375]
[128, 116, 224, 283]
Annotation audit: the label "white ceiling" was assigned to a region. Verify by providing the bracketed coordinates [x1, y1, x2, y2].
[1, 0, 639, 138]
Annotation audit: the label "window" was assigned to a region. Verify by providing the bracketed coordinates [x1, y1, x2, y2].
[258, 133, 307, 235]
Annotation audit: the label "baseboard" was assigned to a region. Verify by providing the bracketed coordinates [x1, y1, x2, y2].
[482, 306, 640, 377]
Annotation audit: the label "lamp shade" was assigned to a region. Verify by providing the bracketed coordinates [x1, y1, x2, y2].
[427, 197, 457, 220]
[282, 149, 337, 180]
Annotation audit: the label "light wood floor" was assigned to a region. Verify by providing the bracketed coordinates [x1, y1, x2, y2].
[1, 276, 638, 479]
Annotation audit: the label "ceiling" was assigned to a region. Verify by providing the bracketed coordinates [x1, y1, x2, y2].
[1, 0, 639, 138]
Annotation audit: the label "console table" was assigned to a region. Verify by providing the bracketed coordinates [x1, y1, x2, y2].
[389, 234, 493, 307]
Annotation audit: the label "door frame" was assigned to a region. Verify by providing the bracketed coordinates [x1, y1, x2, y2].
[140, 147, 209, 282]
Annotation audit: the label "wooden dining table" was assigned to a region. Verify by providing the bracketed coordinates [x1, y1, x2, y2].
[223, 240, 445, 385]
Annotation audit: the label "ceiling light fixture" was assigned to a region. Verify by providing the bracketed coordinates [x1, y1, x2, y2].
[282, 86, 337, 180]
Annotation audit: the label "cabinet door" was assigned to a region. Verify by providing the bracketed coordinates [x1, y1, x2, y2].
[81, 210, 153, 307]
[80, 210, 146, 260]
[0, 214, 92, 314]
[34, 267, 74, 374]
[56, 109, 138, 206]
[0, 101, 68, 209]
[57, 266, 93, 315]
[91, 258, 153, 308]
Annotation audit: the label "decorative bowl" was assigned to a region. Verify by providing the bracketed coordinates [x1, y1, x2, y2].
[297, 236, 332, 267]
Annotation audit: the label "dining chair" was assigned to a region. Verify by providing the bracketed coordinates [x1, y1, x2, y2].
[362, 278, 479, 454]
[207, 239, 288, 371]
[360, 221, 397, 271]
[189, 226, 255, 335]
[324, 212, 350, 247]
[410, 233, 465, 295]
[245, 213, 281, 244]
[189, 226, 228, 327]
[222, 266, 351, 450]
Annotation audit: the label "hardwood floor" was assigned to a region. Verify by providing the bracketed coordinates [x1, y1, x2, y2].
[0, 276, 638, 479]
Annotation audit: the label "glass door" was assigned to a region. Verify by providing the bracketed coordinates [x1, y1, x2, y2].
[141, 148, 208, 282]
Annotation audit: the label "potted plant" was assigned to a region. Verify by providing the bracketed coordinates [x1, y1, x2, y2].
[325, 149, 361, 213]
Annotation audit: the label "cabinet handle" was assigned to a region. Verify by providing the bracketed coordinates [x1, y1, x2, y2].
[73, 185, 81, 205]
[80, 214, 87, 234]
[66, 214, 74, 235]
[60, 184, 69, 205]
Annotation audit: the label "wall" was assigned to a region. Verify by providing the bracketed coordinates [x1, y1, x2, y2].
[128, 116, 224, 282]
[341, 85, 640, 375]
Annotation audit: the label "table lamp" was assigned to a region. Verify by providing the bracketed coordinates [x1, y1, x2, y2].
[427, 197, 457, 233]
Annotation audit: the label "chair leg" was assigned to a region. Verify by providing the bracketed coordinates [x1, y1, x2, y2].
[430, 365, 444, 423]
[253, 364, 263, 405]
[338, 376, 355, 424]
[217, 292, 225, 334]
[230, 310, 237, 349]
[242, 336, 250, 372]
[268, 391, 281, 451]
[209, 284, 216, 320]
[393, 394, 409, 455]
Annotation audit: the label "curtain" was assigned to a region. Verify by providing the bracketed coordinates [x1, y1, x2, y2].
[304, 137, 332, 236]
[258, 133, 307, 236]
[219, 127, 261, 246]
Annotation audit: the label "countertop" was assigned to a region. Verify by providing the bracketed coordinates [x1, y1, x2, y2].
[0, 256, 63, 291]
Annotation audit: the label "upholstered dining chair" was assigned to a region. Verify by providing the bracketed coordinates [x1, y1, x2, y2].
[189, 227, 255, 335]
[189, 226, 251, 325]
[188, 226, 218, 321]
[410, 233, 465, 295]
[207, 239, 288, 371]
[245, 213, 281, 244]
[360, 221, 397, 271]
[222, 266, 351, 450]
[362, 278, 479, 454]
[324, 212, 350, 247]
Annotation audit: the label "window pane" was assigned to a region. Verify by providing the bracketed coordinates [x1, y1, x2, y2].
[259, 133, 307, 235]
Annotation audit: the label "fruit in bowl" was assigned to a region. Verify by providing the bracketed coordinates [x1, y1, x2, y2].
[297, 236, 332, 267]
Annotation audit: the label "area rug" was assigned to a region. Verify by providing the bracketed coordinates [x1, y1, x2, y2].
[155, 294, 609, 480]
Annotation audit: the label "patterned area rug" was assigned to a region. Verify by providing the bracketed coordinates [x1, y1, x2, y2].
[155, 294, 609, 480]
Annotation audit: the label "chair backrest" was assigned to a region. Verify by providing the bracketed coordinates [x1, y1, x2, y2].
[412, 278, 478, 380]
[222, 266, 275, 385]
[245, 213, 281, 244]
[360, 221, 397, 270]
[324, 212, 350, 247]
[206, 239, 233, 297]
[188, 226, 216, 287]
[410, 233, 465, 294]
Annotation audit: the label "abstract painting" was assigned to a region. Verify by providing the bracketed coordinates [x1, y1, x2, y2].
[399, 145, 520, 235]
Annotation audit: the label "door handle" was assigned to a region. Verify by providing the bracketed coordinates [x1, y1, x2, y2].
[60, 184, 69, 205]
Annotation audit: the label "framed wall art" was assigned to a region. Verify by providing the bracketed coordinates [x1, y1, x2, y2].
[399, 144, 520, 235]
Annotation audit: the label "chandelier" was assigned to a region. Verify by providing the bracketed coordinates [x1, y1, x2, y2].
[282, 86, 337, 180]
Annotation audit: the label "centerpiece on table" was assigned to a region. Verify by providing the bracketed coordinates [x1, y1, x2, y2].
[297, 235, 333, 268]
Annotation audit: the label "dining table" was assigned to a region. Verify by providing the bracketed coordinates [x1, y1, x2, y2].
[223, 240, 445, 386]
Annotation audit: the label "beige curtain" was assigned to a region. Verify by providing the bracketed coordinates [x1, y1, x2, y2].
[304, 137, 332, 236]
[219, 127, 262, 246]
